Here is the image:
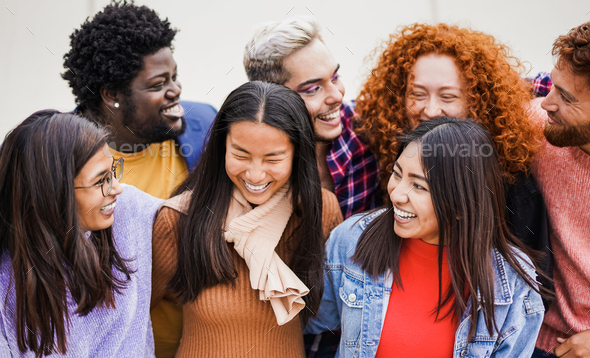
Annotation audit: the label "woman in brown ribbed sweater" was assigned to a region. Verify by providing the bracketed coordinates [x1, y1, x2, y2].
[151, 81, 343, 358]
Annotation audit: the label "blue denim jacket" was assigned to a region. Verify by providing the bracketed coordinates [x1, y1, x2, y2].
[305, 210, 545, 358]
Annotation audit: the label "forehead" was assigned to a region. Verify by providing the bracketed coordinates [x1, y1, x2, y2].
[283, 39, 337, 85]
[397, 143, 423, 171]
[411, 53, 462, 87]
[553, 62, 590, 98]
[227, 121, 292, 151]
[136, 47, 176, 78]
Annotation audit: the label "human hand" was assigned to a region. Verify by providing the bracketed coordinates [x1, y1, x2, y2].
[555, 330, 590, 357]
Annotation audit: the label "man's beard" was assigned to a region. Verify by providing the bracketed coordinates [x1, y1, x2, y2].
[121, 96, 186, 144]
[544, 112, 590, 147]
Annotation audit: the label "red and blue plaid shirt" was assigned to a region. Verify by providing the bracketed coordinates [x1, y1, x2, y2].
[529, 72, 552, 97]
[327, 102, 382, 219]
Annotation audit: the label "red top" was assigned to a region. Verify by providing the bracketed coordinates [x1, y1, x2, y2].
[375, 238, 458, 358]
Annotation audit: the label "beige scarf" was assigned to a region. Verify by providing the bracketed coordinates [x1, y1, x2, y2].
[163, 184, 309, 325]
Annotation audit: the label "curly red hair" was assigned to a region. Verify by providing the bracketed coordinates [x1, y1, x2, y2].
[356, 23, 539, 187]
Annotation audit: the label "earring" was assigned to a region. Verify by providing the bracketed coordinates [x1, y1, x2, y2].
[114, 103, 120, 108]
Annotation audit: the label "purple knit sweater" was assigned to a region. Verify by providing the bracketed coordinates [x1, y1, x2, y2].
[0, 184, 163, 357]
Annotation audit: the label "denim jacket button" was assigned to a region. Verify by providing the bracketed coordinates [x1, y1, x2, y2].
[460, 349, 467, 357]
[348, 293, 357, 303]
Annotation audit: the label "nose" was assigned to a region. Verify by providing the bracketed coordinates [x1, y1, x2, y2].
[541, 89, 558, 112]
[423, 98, 443, 119]
[166, 78, 182, 99]
[389, 181, 410, 206]
[245, 164, 266, 184]
[326, 81, 344, 105]
[110, 175, 124, 196]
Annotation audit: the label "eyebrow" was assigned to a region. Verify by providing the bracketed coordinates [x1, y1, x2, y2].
[395, 162, 427, 181]
[147, 65, 178, 81]
[554, 84, 579, 103]
[411, 84, 461, 91]
[231, 143, 288, 156]
[296, 64, 340, 90]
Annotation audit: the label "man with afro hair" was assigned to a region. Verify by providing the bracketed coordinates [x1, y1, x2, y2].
[62, 2, 216, 357]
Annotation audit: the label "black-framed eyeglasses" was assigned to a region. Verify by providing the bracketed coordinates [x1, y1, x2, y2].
[74, 158, 124, 197]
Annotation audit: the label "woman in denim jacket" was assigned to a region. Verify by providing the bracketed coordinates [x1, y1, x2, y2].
[305, 117, 546, 358]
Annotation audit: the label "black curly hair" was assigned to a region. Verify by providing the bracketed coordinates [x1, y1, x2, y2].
[62, 0, 177, 112]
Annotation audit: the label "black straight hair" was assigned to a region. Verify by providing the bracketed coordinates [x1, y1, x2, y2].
[0, 110, 133, 357]
[169, 81, 324, 325]
[352, 116, 542, 339]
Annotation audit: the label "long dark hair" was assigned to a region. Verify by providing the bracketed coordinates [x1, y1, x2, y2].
[170, 81, 324, 325]
[0, 110, 133, 357]
[352, 116, 541, 339]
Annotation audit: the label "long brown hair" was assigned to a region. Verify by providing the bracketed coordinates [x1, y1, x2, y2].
[0, 110, 133, 357]
[353, 117, 544, 339]
[170, 82, 324, 325]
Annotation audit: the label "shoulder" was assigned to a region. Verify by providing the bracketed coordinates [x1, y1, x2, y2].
[492, 246, 540, 302]
[527, 98, 548, 130]
[326, 208, 387, 261]
[321, 188, 341, 215]
[115, 184, 164, 222]
[179, 100, 217, 127]
[320, 188, 344, 238]
[113, 184, 163, 232]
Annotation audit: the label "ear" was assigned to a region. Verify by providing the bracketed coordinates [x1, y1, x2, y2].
[100, 87, 120, 110]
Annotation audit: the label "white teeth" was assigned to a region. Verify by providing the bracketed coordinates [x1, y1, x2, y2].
[244, 181, 270, 191]
[394, 206, 416, 219]
[318, 111, 340, 121]
[162, 104, 180, 113]
[101, 202, 116, 211]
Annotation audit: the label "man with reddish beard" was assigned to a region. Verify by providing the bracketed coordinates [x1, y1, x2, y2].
[244, 17, 382, 221]
[530, 21, 590, 358]
[62, 3, 216, 358]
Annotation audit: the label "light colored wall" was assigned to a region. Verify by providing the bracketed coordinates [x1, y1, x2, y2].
[2, 0, 589, 141]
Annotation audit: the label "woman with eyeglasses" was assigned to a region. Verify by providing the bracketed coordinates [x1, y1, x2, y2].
[0, 110, 163, 357]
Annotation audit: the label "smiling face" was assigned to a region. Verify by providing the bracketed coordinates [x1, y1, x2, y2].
[225, 121, 294, 206]
[120, 47, 186, 143]
[74, 144, 123, 231]
[387, 143, 439, 245]
[405, 53, 467, 128]
[283, 39, 345, 143]
[541, 60, 590, 152]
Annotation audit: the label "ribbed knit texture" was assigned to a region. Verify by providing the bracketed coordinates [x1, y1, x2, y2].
[151, 188, 343, 358]
[530, 107, 590, 352]
[0, 184, 163, 357]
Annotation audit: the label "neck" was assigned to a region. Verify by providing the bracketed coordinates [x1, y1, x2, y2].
[81, 108, 152, 153]
[315, 141, 330, 160]
[580, 143, 590, 156]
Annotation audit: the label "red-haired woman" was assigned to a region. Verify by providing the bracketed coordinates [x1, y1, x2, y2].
[355, 24, 552, 290]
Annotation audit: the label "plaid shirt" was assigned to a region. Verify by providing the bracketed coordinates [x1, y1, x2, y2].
[327, 102, 382, 219]
[529, 71, 552, 97]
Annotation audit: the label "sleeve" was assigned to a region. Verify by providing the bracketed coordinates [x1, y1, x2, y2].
[304, 228, 345, 334]
[151, 207, 181, 308]
[491, 280, 545, 357]
[0, 312, 12, 357]
[321, 189, 344, 240]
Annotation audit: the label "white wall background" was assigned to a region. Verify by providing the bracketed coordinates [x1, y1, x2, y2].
[1, 0, 589, 141]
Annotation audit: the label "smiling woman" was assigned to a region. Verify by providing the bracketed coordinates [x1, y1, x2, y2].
[0, 110, 163, 357]
[305, 117, 548, 358]
[150, 81, 343, 358]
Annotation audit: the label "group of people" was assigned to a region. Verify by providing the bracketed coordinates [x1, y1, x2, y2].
[0, 1, 588, 358]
